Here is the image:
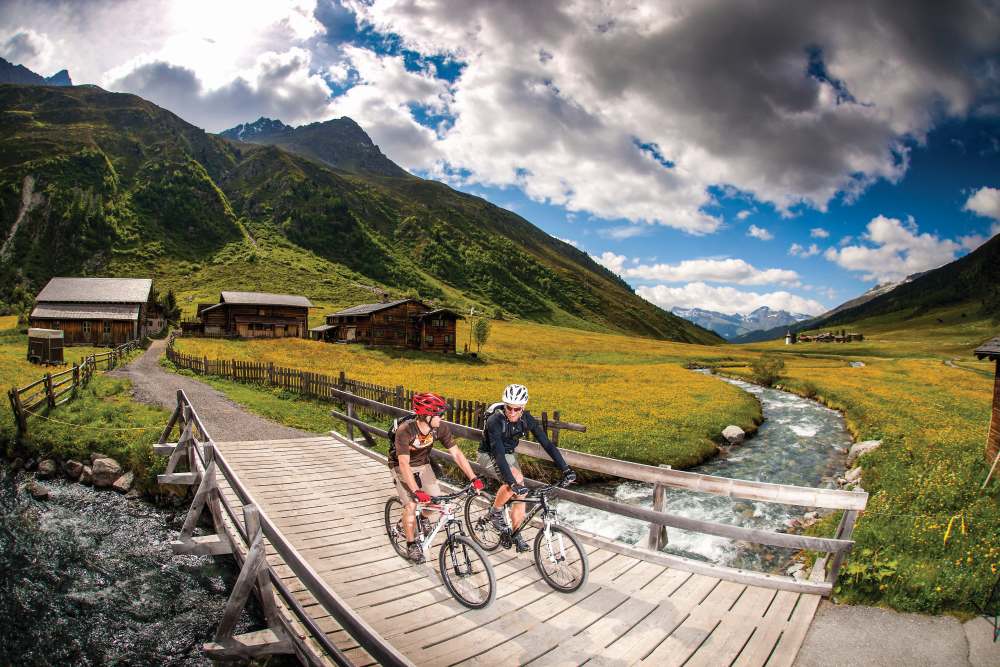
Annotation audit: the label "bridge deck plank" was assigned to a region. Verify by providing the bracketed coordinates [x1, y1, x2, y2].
[211, 436, 820, 667]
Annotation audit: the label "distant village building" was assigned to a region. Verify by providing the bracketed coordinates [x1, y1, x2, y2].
[182, 292, 312, 338]
[785, 331, 795, 345]
[795, 330, 863, 344]
[315, 298, 461, 353]
[29, 277, 153, 346]
[975, 335, 1000, 476]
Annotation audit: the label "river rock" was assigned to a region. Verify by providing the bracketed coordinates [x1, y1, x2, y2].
[112, 471, 134, 494]
[25, 458, 36, 471]
[28, 480, 49, 499]
[722, 425, 745, 445]
[125, 488, 142, 500]
[11, 457, 23, 471]
[792, 568, 808, 580]
[849, 361, 866, 368]
[847, 440, 882, 465]
[37, 459, 57, 479]
[80, 465, 93, 485]
[786, 563, 805, 576]
[844, 466, 862, 484]
[64, 459, 84, 480]
[92, 458, 122, 488]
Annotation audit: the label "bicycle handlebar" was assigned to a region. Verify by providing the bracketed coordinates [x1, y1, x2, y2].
[427, 480, 478, 504]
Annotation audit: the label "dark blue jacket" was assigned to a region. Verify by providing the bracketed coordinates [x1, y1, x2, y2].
[479, 410, 569, 485]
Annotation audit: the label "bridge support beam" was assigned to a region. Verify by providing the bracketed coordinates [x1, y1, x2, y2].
[647, 465, 670, 550]
[208, 503, 293, 659]
[171, 456, 232, 556]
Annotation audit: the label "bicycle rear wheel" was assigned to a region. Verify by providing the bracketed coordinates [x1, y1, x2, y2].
[534, 524, 588, 593]
[439, 534, 496, 609]
[464, 493, 502, 552]
[384, 497, 409, 559]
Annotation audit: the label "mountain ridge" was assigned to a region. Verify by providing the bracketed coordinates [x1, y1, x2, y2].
[0, 84, 721, 345]
[0, 57, 71, 87]
[672, 305, 811, 340]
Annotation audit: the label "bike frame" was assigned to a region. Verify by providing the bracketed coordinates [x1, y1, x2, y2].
[413, 489, 473, 560]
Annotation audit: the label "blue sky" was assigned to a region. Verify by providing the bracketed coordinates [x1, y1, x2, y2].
[2, 0, 998, 315]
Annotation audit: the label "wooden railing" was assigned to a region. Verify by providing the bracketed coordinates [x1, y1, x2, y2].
[7, 339, 140, 436]
[328, 386, 869, 596]
[165, 331, 585, 439]
[156, 389, 412, 666]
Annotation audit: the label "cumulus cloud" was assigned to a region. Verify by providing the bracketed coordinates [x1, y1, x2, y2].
[810, 227, 829, 238]
[636, 283, 827, 316]
[747, 225, 774, 240]
[0, 27, 55, 73]
[789, 243, 821, 257]
[824, 215, 962, 282]
[558, 236, 581, 248]
[964, 186, 1000, 221]
[736, 210, 752, 220]
[345, 0, 999, 233]
[592, 255, 801, 286]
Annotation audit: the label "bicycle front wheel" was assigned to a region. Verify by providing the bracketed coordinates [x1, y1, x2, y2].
[439, 534, 496, 609]
[534, 524, 588, 593]
[384, 497, 409, 559]
[464, 493, 502, 552]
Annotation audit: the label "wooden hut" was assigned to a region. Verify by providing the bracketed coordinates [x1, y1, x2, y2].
[323, 299, 461, 352]
[975, 336, 1000, 475]
[27, 328, 63, 364]
[188, 292, 312, 338]
[29, 277, 153, 346]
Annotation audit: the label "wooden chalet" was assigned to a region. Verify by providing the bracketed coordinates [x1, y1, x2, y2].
[184, 292, 312, 338]
[29, 277, 153, 346]
[975, 336, 1000, 474]
[316, 298, 461, 353]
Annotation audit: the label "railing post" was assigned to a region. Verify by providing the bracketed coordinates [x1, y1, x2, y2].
[647, 465, 671, 550]
[44, 372, 55, 409]
[552, 410, 561, 447]
[396, 385, 404, 408]
[347, 399, 356, 442]
[338, 370, 346, 390]
[8, 388, 27, 437]
[72, 363, 80, 396]
[826, 507, 860, 592]
[268, 362, 275, 386]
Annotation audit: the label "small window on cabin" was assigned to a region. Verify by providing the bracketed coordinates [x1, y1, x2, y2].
[444, 334, 451, 343]
[425, 335, 433, 344]
[52, 320, 60, 328]
[103, 321, 111, 334]
[258, 308, 266, 316]
[82, 321, 91, 334]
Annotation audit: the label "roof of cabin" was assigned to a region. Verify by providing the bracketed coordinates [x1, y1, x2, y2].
[219, 291, 313, 308]
[974, 335, 1000, 361]
[329, 299, 426, 317]
[36, 277, 152, 304]
[31, 303, 140, 321]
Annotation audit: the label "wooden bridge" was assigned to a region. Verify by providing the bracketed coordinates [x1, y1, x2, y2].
[156, 388, 868, 666]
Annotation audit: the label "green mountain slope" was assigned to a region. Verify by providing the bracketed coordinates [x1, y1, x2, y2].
[0, 84, 720, 343]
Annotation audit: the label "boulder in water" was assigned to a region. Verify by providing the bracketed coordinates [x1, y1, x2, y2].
[722, 425, 745, 445]
[847, 440, 882, 465]
[112, 471, 134, 494]
[125, 488, 142, 500]
[92, 458, 122, 488]
[37, 459, 57, 479]
[80, 465, 93, 485]
[11, 457, 23, 471]
[844, 466, 862, 484]
[64, 459, 84, 480]
[28, 480, 49, 500]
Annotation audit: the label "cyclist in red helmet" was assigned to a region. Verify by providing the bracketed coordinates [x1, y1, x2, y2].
[390, 392, 484, 562]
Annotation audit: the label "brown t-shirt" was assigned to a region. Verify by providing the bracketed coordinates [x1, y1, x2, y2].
[389, 419, 456, 468]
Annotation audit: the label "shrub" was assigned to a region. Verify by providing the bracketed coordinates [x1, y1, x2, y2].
[749, 354, 785, 387]
[799, 380, 819, 398]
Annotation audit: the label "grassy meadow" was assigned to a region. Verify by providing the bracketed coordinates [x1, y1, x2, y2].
[172, 318, 762, 468]
[1, 324, 168, 491]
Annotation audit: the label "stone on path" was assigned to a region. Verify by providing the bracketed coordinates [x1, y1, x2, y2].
[92, 457, 122, 487]
[722, 425, 745, 445]
[64, 459, 84, 480]
[37, 459, 57, 479]
[80, 465, 93, 485]
[112, 471, 134, 494]
[847, 440, 882, 466]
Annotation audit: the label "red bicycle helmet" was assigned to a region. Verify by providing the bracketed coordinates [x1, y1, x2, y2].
[412, 392, 447, 416]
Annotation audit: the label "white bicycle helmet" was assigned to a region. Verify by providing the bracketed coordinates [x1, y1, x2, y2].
[502, 383, 529, 406]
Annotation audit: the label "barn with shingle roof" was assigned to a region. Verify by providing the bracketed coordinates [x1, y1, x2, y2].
[184, 291, 313, 338]
[318, 298, 461, 352]
[29, 277, 153, 346]
[975, 335, 1000, 478]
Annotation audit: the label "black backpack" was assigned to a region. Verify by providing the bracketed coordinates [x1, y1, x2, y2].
[478, 402, 506, 449]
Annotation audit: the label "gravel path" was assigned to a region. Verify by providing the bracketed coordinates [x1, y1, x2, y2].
[110, 339, 315, 442]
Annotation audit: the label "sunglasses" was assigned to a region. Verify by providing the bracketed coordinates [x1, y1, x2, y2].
[504, 405, 524, 413]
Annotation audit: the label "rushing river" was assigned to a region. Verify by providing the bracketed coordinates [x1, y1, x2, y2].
[0, 467, 269, 666]
[556, 372, 852, 573]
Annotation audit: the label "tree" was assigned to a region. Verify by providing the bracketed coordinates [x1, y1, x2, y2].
[749, 354, 785, 387]
[472, 317, 491, 353]
[491, 306, 505, 320]
[159, 289, 181, 323]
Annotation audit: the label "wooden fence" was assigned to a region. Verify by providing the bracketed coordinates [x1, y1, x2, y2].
[164, 332, 585, 440]
[7, 339, 141, 436]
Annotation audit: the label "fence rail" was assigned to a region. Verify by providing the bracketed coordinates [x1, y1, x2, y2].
[165, 331, 585, 439]
[326, 385, 869, 595]
[7, 339, 140, 436]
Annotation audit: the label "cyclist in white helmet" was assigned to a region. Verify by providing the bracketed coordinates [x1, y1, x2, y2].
[477, 383, 576, 551]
